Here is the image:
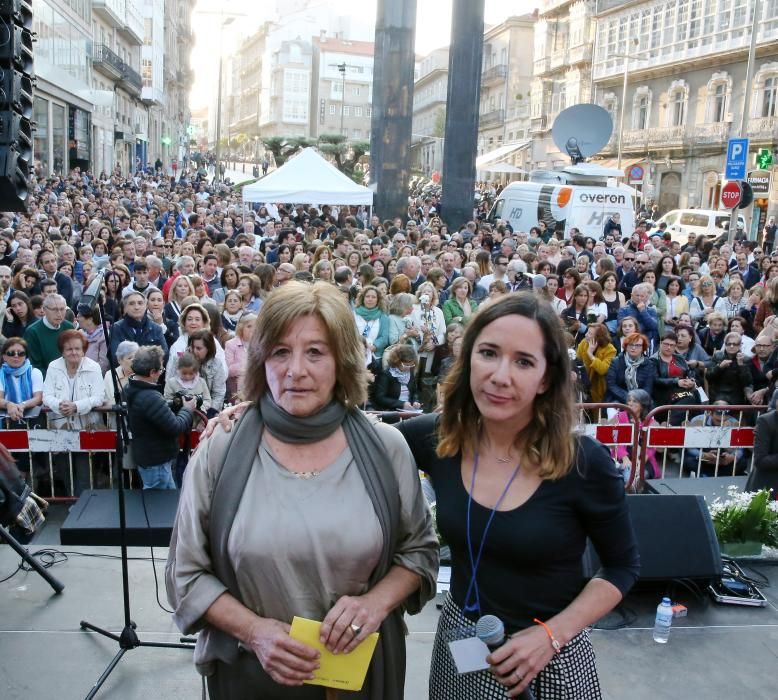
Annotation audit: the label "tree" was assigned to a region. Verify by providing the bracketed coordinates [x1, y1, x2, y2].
[433, 108, 446, 138]
[317, 133, 370, 181]
[261, 135, 313, 167]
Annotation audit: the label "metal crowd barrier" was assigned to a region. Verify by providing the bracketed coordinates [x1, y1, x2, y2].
[2, 403, 768, 503]
[638, 404, 763, 482]
[0, 407, 205, 502]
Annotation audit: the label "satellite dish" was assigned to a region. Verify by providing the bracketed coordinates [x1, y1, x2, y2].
[552, 104, 613, 165]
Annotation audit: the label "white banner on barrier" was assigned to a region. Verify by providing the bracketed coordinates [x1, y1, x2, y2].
[27, 429, 81, 453]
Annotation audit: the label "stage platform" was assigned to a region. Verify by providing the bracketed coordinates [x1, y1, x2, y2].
[1, 505, 777, 699]
[645, 476, 748, 501]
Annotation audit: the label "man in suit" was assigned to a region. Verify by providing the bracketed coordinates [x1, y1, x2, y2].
[746, 410, 778, 493]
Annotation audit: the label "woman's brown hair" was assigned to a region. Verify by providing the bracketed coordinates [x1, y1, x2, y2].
[436, 293, 576, 479]
[243, 281, 369, 407]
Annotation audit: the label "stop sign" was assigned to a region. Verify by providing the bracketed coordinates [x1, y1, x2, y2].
[721, 181, 742, 209]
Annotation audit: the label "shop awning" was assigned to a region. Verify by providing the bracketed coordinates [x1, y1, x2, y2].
[476, 140, 531, 170]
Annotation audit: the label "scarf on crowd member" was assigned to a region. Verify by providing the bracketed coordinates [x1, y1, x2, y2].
[1, 359, 33, 404]
[85, 325, 104, 343]
[355, 305, 383, 322]
[388, 366, 411, 385]
[221, 310, 242, 332]
[168, 393, 412, 699]
[624, 353, 645, 391]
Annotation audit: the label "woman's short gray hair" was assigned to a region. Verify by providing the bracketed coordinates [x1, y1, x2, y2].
[115, 340, 139, 361]
[389, 292, 416, 316]
[626, 389, 653, 417]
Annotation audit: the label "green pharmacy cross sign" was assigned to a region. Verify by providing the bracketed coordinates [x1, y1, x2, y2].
[756, 149, 773, 169]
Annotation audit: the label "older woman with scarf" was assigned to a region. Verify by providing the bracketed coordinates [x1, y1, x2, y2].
[166, 282, 438, 700]
[604, 332, 656, 405]
[353, 285, 390, 369]
[0, 337, 43, 427]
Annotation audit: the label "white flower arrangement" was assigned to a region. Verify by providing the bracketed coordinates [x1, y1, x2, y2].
[708, 487, 778, 549]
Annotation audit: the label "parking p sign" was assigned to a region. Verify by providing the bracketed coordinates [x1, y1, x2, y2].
[725, 138, 749, 180]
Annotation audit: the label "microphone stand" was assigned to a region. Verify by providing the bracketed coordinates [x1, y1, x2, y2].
[78, 294, 194, 699]
[0, 522, 64, 593]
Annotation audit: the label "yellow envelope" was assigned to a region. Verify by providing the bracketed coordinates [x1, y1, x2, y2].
[289, 616, 379, 692]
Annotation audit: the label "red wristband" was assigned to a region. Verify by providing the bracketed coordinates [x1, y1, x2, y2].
[533, 618, 562, 655]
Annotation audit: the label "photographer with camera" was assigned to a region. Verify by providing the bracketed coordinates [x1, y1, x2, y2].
[124, 346, 196, 489]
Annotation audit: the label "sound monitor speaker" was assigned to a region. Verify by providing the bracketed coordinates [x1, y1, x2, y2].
[583, 494, 722, 582]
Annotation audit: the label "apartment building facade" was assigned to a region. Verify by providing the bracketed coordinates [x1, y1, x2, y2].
[592, 0, 778, 227]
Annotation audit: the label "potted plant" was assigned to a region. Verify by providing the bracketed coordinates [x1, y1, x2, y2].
[709, 487, 778, 557]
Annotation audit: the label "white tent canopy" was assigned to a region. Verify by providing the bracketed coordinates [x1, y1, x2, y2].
[241, 147, 373, 206]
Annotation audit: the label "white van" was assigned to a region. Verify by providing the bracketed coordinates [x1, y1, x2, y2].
[487, 165, 635, 240]
[655, 209, 746, 246]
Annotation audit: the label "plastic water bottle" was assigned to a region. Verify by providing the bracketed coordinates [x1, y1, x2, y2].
[653, 597, 673, 643]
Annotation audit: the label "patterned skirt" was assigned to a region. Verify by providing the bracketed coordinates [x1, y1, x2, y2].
[429, 595, 603, 700]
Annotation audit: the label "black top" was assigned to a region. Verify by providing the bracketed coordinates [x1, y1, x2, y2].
[397, 413, 640, 633]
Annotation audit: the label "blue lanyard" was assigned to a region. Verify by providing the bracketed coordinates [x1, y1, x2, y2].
[463, 450, 522, 616]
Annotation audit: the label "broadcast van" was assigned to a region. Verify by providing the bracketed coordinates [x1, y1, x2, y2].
[487, 164, 636, 240]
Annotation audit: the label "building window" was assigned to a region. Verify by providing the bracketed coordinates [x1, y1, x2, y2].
[707, 78, 729, 122]
[762, 76, 778, 118]
[603, 94, 617, 123]
[354, 106, 362, 117]
[668, 87, 686, 127]
[329, 104, 336, 115]
[343, 105, 350, 117]
[366, 107, 372, 118]
[633, 88, 651, 130]
[352, 86, 360, 96]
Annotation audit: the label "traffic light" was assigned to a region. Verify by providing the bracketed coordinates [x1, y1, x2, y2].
[0, 0, 34, 211]
[756, 148, 773, 170]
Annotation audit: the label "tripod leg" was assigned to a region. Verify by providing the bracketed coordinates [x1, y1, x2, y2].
[0, 523, 64, 594]
[84, 647, 127, 700]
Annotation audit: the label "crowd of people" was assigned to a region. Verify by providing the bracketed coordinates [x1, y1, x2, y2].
[0, 166, 777, 490]
[1, 163, 777, 697]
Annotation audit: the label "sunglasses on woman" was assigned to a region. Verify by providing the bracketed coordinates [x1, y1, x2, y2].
[4, 350, 26, 357]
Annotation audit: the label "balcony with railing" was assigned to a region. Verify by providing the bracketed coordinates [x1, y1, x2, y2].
[622, 125, 686, 149]
[121, 64, 142, 95]
[693, 122, 731, 146]
[533, 56, 551, 76]
[479, 109, 505, 128]
[481, 63, 508, 86]
[92, 44, 124, 80]
[120, 0, 144, 45]
[549, 49, 568, 71]
[93, 0, 126, 29]
[568, 43, 592, 65]
[747, 116, 778, 141]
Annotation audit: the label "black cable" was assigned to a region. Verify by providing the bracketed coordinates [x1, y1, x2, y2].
[139, 486, 175, 614]
[0, 561, 23, 583]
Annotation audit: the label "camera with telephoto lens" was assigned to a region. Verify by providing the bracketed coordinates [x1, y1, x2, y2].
[169, 391, 203, 412]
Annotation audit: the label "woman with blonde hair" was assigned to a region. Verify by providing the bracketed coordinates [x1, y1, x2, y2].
[292, 252, 311, 272]
[167, 281, 438, 698]
[689, 273, 720, 329]
[165, 275, 196, 325]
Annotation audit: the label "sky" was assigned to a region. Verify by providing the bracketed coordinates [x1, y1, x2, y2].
[189, 0, 535, 110]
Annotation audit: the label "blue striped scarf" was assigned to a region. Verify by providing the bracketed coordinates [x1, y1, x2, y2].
[1, 359, 33, 404]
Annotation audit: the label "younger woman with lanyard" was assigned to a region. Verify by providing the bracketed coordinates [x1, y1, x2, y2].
[397, 294, 639, 699]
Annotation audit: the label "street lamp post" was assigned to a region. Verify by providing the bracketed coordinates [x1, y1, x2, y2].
[210, 14, 239, 182]
[616, 39, 640, 171]
[338, 62, 346, 136]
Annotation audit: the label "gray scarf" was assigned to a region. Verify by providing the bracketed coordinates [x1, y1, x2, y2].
[624, 353, 645, 391]
[203, 396, 406, 698]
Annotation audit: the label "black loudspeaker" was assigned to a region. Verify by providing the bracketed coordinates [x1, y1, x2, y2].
[584, 494, 722, 582]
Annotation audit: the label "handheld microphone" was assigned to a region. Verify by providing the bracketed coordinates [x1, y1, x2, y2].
[475, 615, 536, 700]
[77, 268, 106, 313]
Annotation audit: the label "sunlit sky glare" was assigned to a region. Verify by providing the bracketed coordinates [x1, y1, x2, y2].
[189, 0, 536, 110]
